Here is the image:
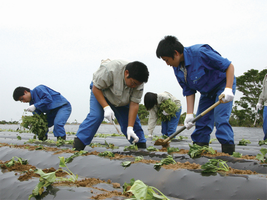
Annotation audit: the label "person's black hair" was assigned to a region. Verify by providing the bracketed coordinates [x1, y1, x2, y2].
[13, 86, 30, 101]
[156, 35, 184, 59]
[144, 92, 158, 110]
[126, 61, 149, 83]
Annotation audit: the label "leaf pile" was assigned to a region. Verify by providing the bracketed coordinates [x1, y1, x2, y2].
[21, 113, 48, 141]
[157, 99, 180, 121]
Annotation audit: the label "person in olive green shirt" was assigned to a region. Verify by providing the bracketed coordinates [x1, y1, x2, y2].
[144, 91, 182, 138]
[73, 59, 149, 151]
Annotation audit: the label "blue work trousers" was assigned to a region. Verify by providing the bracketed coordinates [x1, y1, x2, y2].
[47, 102, 72, 137]
[76, 89, 146, 145]
[161, 107, 182, 137]
[263, 106, 267, 140]
[191, 79, 236, 144]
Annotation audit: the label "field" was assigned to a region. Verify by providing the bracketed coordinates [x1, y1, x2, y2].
[0, 124, 266, 200]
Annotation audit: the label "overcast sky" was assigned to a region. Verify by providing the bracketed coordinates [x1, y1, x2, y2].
[1, 0, 267, 123]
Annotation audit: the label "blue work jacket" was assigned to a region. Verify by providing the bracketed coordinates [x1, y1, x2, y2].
[173, 44, 231, 97]
[30, 85, 69, 114]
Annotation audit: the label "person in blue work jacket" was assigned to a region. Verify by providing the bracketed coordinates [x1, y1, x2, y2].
[13, 85, 72, 141]
[156, 35, 236, 155]
[73, 59, 149, 151]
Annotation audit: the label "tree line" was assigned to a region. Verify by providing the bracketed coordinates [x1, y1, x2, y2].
[138, 69, 267, 127]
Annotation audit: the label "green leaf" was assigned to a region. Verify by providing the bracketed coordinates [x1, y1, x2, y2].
[59, 156, 67, 168]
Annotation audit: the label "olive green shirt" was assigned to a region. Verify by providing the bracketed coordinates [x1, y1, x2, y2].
[93, 59, 144, 107]
[148, 91, 181, 135]
[258, 74, 267, 106]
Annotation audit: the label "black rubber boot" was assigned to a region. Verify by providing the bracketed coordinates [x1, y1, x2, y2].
[73, 137, 86, 151]
[193, 142, 209, 147]
[221, 144, 235, 155]
[136, 142, 146, 149]
[57, 135, 66, 141]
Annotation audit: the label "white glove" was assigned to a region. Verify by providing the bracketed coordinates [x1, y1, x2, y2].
[184, 114, 195, 130]
[162, 110, 169, 116]
[221, 88, 234, 103]
[127, 126, 139, 143]
[26, 105, 36, 112]
[103, 106, 115, 122]
[256, 103, 263, 111]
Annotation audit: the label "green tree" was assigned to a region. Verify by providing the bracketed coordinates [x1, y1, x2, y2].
[138, 104, 149, 124]
[231, 69, 267, 127]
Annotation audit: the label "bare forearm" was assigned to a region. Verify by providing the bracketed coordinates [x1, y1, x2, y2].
[225, 63, 234, 88]
[186, 94, 195, 114]
[92, 85, 108, 108]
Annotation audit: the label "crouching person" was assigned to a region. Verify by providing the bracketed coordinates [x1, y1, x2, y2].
[13, 85, 72, 140]
[73, 59, 149, 151]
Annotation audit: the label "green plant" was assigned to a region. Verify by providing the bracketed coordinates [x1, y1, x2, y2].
[121, 161, 132, 169]
[98, 151, 114, 157]
[258, 139, 267, 146]
[134, 156, 144, 162]
[256, 148, 267, 163]
[188, 144, 216, 158]
[124, 144, 138, 151]
[1, 156, 28, 168]
[167, 147, 179, 154]
[126, 180, 170, 200]
[146, 146, 159, 151]
[28, 156, 78, 199]
[238, 139, 251, 146]
[209, 138, 217, 144]
[154, 155, 176, 170]
[157, 99, 180, 122]
[201, 159, 229, 173]
[21, 113, 48, 140]
[232, 152, 242, 158]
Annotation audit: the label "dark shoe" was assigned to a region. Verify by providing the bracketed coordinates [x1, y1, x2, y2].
[221, 144, 235, 155]
[136, 142, 146, 149]
[193, 142, 209, 146]
[73, 137, 86, 151]
[57, 135, 66, 141]
[38, 135, 48, 141]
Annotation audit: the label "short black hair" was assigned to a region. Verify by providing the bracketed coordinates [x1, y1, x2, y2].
[156, 35, 184, 59]
[126, 61, 149, 83]
[144, 92, 158, 110]
[13, 86, 30, 101]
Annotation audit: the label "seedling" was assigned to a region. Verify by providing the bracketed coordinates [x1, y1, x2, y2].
[167, 147, 179, 154]
[201, 159, 230, 173]
[188, 144, 216, 158]
[28, 156, 77, 199]
[134, 156, 144, 162]
[232, 152, 242, 158]
[256, 148, 267, 163]
[98, 151, 114, 157]
[147, 146, 159, 151]
[126, 179, 170, 200]
[1, 156, 28, 168]
[124, 144, 138, 151]
[238, 139, 251, 146]
[154, 155, 176, 170]
[258, 139, 267, 146]
[121, 161, 132, 169]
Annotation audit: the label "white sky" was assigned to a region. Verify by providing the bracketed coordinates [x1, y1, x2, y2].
[1, 0, 267, 123]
